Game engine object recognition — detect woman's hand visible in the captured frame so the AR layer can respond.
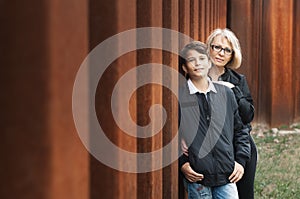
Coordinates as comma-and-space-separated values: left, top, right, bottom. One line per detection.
181, 162, 204, 182
214, 80, 235, 88
229, 161, 244, 183
181, 139, 189, 156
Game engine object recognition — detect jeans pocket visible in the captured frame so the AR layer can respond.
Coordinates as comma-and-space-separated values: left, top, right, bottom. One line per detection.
187, 183, 212, 199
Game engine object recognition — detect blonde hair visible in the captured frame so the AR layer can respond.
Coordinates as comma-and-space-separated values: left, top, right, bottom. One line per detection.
206, 28, 242, 69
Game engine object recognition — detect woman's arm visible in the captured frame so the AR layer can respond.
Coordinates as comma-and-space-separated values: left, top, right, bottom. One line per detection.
232, 76, 254, 124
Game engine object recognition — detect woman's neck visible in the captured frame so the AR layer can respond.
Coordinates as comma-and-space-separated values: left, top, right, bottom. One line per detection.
209, 65, 225, 81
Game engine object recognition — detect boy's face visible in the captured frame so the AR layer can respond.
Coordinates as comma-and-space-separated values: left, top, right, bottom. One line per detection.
182, 49, 211, 79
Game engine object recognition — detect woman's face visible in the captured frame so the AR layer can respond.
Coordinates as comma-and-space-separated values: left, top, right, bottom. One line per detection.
209, 35, 233, 68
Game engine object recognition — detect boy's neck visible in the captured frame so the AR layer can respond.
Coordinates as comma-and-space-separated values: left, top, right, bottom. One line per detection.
190, 77, 209, 92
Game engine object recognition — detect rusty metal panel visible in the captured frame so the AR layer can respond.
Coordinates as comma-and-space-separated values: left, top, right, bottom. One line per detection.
179, 0, 191, 40
227, 0, 262, 124
293, 0, 300, 123
228, 0, 297, 127
162, 1, 180, 199
190, 0, 199, 40
90, 0, 138, 199
262, 0, 294, 126
1, 0, 90, 199
136, 0, 163, 198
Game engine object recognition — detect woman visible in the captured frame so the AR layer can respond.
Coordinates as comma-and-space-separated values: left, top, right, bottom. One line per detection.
206, 28, 257, 199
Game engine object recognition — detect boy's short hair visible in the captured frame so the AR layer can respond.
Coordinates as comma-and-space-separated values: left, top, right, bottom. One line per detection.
179, 41, 209, 67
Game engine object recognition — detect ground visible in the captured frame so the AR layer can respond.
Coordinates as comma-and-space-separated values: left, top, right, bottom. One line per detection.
252, 123, 300, 198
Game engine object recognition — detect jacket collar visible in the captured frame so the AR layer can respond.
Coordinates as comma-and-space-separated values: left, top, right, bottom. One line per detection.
220, 67, 240, 85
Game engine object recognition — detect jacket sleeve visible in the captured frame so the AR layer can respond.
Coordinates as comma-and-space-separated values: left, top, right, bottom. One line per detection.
178, 154, 189, 170
231, 91, 251, 168
178, 102, 189, 170
232, 75, 255, 124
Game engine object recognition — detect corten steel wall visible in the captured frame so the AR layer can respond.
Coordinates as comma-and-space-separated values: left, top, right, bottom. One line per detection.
0, 0, 89, 199
294, 0, 300, 122
89, 1, 227, 199
5, 0, 300, 199
0, 0, 227, 198
228, 0, 300, 127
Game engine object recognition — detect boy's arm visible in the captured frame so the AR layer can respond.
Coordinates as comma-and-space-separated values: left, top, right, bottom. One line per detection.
178, 153, 189, 169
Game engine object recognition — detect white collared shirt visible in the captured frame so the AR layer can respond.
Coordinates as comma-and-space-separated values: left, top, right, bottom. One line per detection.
187, 78, 217, 97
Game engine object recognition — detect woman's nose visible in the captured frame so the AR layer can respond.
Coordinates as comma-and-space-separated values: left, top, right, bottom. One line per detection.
218, 49, 225, 55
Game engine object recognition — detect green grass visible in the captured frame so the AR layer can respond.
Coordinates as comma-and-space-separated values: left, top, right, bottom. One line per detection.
253, 131, 300, 198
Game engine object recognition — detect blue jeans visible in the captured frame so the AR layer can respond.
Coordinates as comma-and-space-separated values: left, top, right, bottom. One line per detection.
184, 179, 239, 199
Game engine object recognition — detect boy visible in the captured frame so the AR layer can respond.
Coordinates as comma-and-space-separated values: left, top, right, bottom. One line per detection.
178, 41, 250, 199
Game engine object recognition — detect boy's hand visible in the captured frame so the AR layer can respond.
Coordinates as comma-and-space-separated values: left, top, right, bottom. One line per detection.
181, 163, 204, 182
229, 161, 244, 183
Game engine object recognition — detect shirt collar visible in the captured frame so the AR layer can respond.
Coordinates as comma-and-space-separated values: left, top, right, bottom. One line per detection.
187, 78, 217, 95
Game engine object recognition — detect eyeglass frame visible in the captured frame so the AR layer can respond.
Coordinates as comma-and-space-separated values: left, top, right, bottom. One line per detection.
210, 45, 234, 55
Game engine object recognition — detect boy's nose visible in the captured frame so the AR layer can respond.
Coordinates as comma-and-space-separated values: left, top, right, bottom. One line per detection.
195, 58, 201, 65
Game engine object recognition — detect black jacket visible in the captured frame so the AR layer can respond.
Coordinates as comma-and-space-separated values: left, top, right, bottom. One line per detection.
219, 68, 255, 127
178, 82, 250, 187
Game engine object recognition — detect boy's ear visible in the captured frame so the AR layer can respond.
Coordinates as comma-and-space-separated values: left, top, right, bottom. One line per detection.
182, 64, 188, 73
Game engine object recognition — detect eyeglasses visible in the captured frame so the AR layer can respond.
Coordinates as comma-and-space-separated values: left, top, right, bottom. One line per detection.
211, 45, 233, 55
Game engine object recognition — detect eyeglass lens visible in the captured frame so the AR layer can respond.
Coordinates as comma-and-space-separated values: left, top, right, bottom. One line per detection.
211, 45, 233, 55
